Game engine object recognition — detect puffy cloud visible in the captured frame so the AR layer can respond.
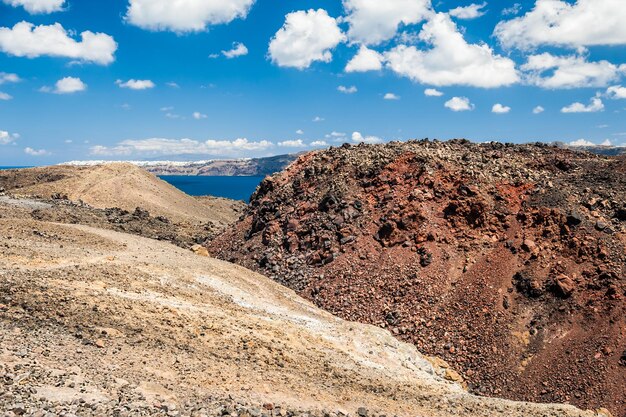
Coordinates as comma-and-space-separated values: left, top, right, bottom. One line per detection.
51, 76, 86, 94
343, 0, 432, 45
449, 2, 487, 19
561, 97, 604, 113
492, 103, 511, 113
310, 140, 329, 147
278, 139, 307, 148
0, 130, 19, 145
326, 131, 346, 139
221, 42, 248, 59
606, 85, 626, 99
533, 105, 545, 114
0, 21, 117, 65
2, 0, 64, 14
125, 0, 255, 32
351, 131, 383, 144
296, 129, 304, 135
444, 96, 474, 111
116, 79, 155, 90
90, 138, 273, 157
24, 147, 49, 156
345, 46, 383, 72
502, 3, 522, 16
569, 139, 596, 147
338, 85, 358, 94
521, 53, 624, 89
384, 13, 519, 88
0, 72, 20, 84
424, 88, 443, 96
0, 92, 12, 100
192, 112, 207, 120
269, 9, 345, 69
313, 116, 325, 122
384, 93, 400, 100
495, 0, 626, 49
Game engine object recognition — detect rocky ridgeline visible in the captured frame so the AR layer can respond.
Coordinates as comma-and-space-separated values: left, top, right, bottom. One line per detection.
211, 139, 626, 415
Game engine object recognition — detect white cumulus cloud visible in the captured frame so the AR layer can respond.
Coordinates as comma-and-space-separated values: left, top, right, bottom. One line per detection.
192, 112, 207, 120
424, 88, 443, 96
125, 0, 256, 32
384, 13, 519, 88
343, 0, 432, 45
495, 0, 626, 49
0, 130, 19, 145
445, 96, 474, 111
278, 139, 307, 148
449, 2, 487, 19
533, 105, 545, 114
569, 139, 596, 147
606, 85, 626, 99
0, 72, 20, 84
352, 131, 383, 144
492, 103, 511, 114
521, 53, 625, 89
502, 3, 522, 16
0, 92, 12, 100
90, 138, 273, 157
326, 131, 346, 139
2, 0, 64, 14
0, 21, 117, 65
384, 93, 400, 100
269, 9, 345, 69
338, 85, 358, 94
116, 79, 155, 90
311, 140, 329, 147
345, 46, 383, 72
221, 42, 248, 59
24, 147, 49, 156
561, 97, 604, 113
51, 76, 86, 94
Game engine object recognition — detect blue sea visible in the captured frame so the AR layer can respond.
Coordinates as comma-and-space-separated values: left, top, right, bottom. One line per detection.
159, 175, 264, 202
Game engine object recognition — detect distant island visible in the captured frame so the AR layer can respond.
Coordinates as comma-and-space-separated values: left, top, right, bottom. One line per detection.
63, 153, 300, 177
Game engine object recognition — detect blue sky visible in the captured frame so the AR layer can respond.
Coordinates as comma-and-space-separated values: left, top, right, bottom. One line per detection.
0, 0, 625, 165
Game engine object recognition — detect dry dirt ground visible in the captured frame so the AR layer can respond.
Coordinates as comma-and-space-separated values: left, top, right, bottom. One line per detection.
0, 187, 613, 416
0, 164, 245, 249
0, 163, 244, 227
210, 140, 626, 416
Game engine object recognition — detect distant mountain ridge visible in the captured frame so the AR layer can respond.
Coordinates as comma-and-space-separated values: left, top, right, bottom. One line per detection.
64, 153, 300, 176
555, 142, 626, 156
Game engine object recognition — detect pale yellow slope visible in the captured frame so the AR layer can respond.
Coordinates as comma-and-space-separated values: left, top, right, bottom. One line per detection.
15, 163, 234, 224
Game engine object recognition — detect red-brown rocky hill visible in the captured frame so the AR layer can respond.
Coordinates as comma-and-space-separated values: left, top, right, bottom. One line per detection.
210, 140, 626, 416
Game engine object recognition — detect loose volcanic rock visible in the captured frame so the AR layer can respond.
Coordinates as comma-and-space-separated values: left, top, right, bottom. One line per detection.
211, 139, 626, 416
1, 210, 606, 417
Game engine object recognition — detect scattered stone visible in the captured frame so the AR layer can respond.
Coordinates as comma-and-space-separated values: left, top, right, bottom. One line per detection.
191, 244, 210, 257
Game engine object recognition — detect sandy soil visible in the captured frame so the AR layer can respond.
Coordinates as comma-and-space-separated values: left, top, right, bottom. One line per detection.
0, 163, 244, 226
0, 200, 611, 417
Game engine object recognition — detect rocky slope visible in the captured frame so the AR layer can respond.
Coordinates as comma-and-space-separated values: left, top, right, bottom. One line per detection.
210, 140, 626, 415
0, 164, 245, 247
0, 163, 244, 225
0, 196, 609, 417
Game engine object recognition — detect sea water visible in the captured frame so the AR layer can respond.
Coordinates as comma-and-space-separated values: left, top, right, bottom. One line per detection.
158, 175, 264, 202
